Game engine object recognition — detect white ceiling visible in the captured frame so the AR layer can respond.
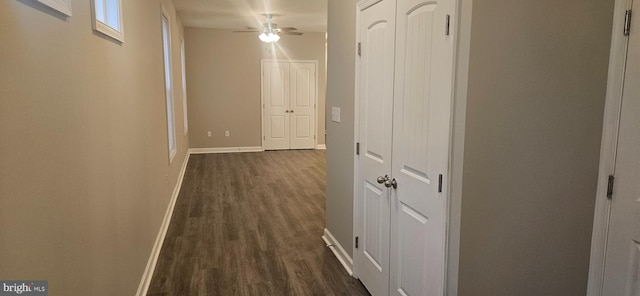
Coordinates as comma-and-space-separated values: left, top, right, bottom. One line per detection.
173, 0, 328, 33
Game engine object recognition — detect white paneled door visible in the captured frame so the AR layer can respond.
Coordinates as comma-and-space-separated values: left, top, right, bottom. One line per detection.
390, 0, 453, 294
262, 60, 317, 150
355, 0, 396, 295
602, 1, 640, 294
355, 0, 454, 294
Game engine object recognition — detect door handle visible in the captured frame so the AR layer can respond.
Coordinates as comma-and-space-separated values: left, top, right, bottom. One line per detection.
389, 178, 397, 189
377, 175, 389, 184
376, 175, 397, 189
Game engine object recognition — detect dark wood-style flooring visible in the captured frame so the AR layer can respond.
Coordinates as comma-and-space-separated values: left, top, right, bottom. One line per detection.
147, 150, 370, 296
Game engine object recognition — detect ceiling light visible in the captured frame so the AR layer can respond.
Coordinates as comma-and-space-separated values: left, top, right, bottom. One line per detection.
259, 32, 280, 43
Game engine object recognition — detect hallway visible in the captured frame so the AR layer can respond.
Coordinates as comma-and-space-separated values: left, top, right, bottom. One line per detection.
147, 150, 369, 295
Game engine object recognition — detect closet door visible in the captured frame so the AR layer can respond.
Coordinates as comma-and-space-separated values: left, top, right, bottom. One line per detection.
263, 61, 290, 150
289, 62, 316, 149
355, 0, 396, 295
389, 0, 454, 295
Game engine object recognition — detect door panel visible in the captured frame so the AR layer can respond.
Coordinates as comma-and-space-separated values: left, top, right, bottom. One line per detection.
356, 0, 396, 295
390, 0, 453, 295
263, 62, 290, 150
397, 202, 430, 296
602, 1, 640, 294
364, 182, 386, 271
290, 62, 316, 149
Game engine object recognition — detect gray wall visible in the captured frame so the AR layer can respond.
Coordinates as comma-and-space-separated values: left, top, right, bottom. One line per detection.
0, 0, 188, 294
457, 0, 614, 294
185, 28, 327, 149
325, 0, 358, 257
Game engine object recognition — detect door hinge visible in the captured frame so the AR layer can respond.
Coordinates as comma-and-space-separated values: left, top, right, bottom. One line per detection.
357, 42, 362, 57
314, 135, 316, 139
263, 135, 266, 140
607, 175, 615, 199
445, 14, 451, 36
438, 174, 443, 193
624, 9, 632, 36
356, 142, 360, 155
355, 236, 359, 249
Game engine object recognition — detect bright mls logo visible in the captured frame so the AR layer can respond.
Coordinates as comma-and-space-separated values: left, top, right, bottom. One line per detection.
0, 281, 47, 296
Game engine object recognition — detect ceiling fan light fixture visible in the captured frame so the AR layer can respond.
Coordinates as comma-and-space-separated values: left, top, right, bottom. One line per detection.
259, 32, 280, 43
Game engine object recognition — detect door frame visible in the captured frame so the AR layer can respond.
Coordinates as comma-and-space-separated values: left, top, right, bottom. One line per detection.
260, 59, 319, 150
352, 0, 465, 294
587, 0, 633, 294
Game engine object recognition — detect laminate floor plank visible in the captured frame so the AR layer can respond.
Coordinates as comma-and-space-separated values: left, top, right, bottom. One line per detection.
147, 150, 370, 296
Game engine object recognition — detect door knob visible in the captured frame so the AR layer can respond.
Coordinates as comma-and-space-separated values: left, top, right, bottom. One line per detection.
377, 175, 389, 184
285, 110, 290, 113
290, 110, 294, 113
389, 178, 398, 189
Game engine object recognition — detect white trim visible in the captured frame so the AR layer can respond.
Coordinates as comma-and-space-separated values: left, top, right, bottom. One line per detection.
316, 144, 327, 150
446, 0, 472, 294
587, 0, 631, 294
352, 2, 363, 279
188, 146, 264, 154
322, 228, 354, 276
136, 152, 190, 296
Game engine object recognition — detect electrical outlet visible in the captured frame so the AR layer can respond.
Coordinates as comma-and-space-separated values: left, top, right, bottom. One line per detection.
225, 131, 230, 137
207, 131, 212, 137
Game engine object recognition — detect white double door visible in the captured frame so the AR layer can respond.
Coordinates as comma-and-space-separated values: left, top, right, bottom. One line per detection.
601, 0, 640, 294
262, 60, 317, 150
355, 0, 453, 295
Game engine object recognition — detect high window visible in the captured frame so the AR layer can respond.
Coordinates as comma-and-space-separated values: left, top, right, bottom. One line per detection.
181, 38, 189, 134
92, 0, 123, 42
162, 9, 176, 161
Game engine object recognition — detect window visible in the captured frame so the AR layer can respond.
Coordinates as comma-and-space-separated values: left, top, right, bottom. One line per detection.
180, 38, 189, 134
162, 9, 176, 161
92, 0, 124, 42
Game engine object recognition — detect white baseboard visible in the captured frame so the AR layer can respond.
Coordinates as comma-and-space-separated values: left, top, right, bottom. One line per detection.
136, 152, 190, 296
189, 146, 264, 154
316, 144, 327, 150
322, 228, 354, 276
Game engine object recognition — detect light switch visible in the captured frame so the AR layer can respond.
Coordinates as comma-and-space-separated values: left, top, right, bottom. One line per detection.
331, 107, 341, 123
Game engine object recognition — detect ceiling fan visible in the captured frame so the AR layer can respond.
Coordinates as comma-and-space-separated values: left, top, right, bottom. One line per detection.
233, 14, 303, 43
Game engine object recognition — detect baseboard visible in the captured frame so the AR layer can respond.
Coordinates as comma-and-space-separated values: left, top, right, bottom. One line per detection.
136, 152, 190, 296
316, 144, 327, 150
188, 146, 264, 154
322, 228, 354, 276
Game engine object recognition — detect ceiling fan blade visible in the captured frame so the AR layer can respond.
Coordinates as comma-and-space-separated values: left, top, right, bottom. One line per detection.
233, 30, 260, 33
278, 27, 298, 31
282, 31, 304, 36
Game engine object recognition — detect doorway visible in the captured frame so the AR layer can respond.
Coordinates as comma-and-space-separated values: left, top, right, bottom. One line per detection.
353, 0, 455, 294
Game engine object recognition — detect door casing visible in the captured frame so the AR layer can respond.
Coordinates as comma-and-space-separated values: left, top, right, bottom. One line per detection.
352, 0, 464, 294
587, 0, 635, 294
